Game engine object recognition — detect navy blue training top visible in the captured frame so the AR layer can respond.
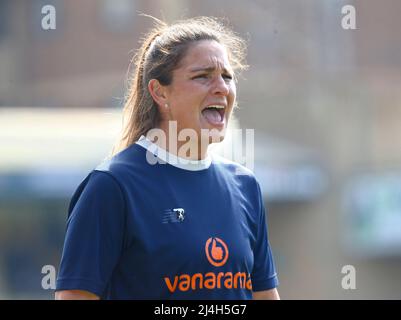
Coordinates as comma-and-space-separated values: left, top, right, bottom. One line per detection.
56, 137, 279, 299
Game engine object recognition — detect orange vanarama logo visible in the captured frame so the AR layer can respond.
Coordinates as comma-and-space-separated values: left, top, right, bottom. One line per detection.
163, 236, 252, 293
205, 237, 229, 267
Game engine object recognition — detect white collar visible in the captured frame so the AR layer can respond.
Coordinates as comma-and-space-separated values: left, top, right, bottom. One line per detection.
135, 135, 212, 171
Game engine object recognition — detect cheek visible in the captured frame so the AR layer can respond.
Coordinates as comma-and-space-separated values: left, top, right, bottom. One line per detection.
170, 89, 203, 124
229, 85, 237, 105
168, 80, 210, 127
176, 85, 205, 113
173, 81, 204, 104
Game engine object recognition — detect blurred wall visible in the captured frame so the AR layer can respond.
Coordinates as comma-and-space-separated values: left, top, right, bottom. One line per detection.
1, 0, 401, 299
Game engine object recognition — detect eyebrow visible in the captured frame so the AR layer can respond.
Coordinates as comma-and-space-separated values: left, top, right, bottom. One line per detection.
189, 66, 233, 75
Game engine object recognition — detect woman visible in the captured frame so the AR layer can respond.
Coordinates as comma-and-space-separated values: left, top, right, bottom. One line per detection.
55, 16, 279, 300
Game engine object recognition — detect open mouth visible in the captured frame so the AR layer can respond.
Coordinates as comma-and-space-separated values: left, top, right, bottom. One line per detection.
201, 105, 226, 125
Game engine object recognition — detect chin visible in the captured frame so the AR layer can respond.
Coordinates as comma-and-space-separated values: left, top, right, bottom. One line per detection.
206, 126, 226, 144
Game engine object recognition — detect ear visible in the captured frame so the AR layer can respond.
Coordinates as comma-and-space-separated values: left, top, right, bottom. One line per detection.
148, 79, 169, 111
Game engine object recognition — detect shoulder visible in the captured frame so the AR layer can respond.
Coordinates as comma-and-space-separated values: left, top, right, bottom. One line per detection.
85, 170, 123, 194
68, 170, 126, 219
212, 153, 258, 181
96, 143, 142, 172
211, 153, 262, 194
94, 143, 151, 181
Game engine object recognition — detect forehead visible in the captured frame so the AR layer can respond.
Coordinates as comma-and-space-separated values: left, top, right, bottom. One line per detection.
178, 40, 233, 72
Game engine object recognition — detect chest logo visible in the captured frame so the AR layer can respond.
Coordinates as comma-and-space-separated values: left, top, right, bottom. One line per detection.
205, 237, 229, 267
162, 208, 185, 224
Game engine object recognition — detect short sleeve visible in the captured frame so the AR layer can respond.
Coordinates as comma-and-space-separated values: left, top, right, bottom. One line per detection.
251, 180, 279, 292
56, 170, 126, 297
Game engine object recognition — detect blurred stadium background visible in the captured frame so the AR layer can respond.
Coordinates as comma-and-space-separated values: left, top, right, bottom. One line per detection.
1, 0, 401, 299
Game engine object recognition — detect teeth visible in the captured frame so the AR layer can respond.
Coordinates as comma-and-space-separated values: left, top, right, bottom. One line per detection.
207, 105, 225, 109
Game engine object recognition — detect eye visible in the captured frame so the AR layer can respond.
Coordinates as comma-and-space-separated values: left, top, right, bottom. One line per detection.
192, 74, 209, 80
222, 74, 233, 81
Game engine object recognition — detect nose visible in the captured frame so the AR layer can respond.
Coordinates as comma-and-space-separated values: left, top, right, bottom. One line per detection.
211, 75, 230, 96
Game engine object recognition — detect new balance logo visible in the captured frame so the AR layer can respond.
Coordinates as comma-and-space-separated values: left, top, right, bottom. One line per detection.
162, 208, 185, 224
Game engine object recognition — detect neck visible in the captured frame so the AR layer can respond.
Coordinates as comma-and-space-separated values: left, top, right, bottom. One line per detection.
150, 123, 210, 161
